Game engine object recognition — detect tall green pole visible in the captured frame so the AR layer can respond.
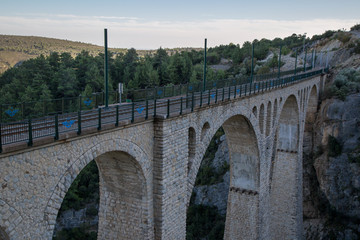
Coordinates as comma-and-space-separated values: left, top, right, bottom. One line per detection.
278, 45, 282, 79
104, 29, 109, 108
303, 48, 307, 72
203, 38, 207, 92
250, 42, 254, 84
294, 49, 298, 75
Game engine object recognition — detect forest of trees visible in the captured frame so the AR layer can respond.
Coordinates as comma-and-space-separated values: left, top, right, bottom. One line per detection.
0, 31, 316, 108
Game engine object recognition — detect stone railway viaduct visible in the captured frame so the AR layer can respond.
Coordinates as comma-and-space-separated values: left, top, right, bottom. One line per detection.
0, 73, 324, 239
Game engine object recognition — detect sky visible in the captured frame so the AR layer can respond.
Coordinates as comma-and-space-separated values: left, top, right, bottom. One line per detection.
1, 0, 360, 49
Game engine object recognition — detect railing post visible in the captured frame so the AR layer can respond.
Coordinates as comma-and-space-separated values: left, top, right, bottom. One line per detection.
180, 97, 183, 115
131, 102, 135, 123
153, 99, 157, 117
222, 87, 225, 101
245, 84, 247, 96
208, 89, 210, 105
215, 88, 218, 103
54, 114, 59, 140
228, 86, 231, 100
145, 100, 148, 120
200, 91, 203, 107
234, 85, 237, 98
167, 99, 170, 117
115, 105, 119, 126
249, 83, 251, 95
97, 108, 101, 130
77, 111, 81, 135
0, 123, 2, 153
191, 93, 194, 112
28, 118, 33, 147
240, 85, 242, 97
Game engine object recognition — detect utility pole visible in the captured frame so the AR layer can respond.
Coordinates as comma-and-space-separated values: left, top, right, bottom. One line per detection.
250, 42, 254, 84
104, 29, 109, 108
203, 38, 207, 92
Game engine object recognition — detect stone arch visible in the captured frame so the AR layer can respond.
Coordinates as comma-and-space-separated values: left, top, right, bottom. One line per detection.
201, 122, 210, 141
44, 138, 153, 240
252, 106, 257, 118
270, 94, 301, 239
265, 101, 272, 136
303, 85, 318, 152
188, 127, 196, 174
187, 105, 261, 240
0, 199, 23, 239
259, 104, 265, 134
272, 99, 278, 127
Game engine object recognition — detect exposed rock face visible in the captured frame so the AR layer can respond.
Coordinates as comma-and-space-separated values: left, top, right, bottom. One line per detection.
53, 204, 98, 235
303, 93, 360, 239
192, 135, 230, 215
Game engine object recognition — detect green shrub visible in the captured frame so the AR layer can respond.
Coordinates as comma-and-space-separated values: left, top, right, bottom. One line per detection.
350, 24, 360, 31
186, 205, 225, 240
328, 135, 342, 157
334, 32, 351, 44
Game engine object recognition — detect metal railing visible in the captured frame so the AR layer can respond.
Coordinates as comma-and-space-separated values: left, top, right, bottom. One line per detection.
0, 68, 328, 153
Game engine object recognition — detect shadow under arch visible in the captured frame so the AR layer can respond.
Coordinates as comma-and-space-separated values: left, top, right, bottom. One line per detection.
270, 94, 302, 239
45, 138, 153, 240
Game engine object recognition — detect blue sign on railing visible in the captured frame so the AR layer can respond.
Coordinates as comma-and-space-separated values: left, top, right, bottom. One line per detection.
62, 119, 75, 128
157, 90, 163, 96
5, 107, 19, 117
84, 99, 92, 106
137, 107, 144, 114
211, 93, 215, 99
236, 89, 240, 94
189, 86, 193, 91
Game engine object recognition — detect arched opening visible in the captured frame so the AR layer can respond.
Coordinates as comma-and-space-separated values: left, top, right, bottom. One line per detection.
252, 106, 257, 118
259, 104, 265, 134
270, 95, 300, 239
0, 227, 10, 240
53, 151, 149, 239
201, 122, 210, 141
187, 114, 260, 240
304, 86, 318, 152
303, 85, 320, 222
188, 127, 196, 174
53, 160, 99, 239
266, 101, 272, 136
187, 127, 229, 239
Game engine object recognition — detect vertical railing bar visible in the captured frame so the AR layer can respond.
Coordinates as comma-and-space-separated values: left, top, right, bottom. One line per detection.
28, 118, 33, 146
180, 97, 183, 115
131, 102, 135, 123
115, 105, 119, 126
77, 111, 81, 135
98, 108, 101, 130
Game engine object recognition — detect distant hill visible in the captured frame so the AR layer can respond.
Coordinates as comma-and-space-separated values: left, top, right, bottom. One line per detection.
0, 35, 202, 74
0, 35, 129, 74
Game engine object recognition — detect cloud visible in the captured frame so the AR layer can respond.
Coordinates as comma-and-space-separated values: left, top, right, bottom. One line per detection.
0, 14, 359, 49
